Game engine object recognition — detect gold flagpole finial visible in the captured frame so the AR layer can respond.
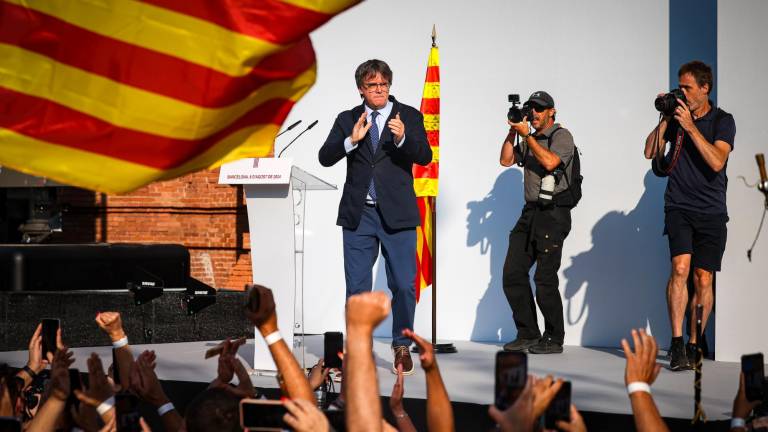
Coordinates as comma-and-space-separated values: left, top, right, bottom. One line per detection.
431, 24, 437, 47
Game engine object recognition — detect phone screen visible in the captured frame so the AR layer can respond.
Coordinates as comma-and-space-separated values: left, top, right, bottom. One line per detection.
0, 416, 22, 432
545, 381, 572, 428
41, 318, 60, 357
240, 399, 288, 431
495, 351, 527, 410
115, 392, 141, 432
742, 353, 765, 402
324, 332, 343, 369
68, 369, 82, 409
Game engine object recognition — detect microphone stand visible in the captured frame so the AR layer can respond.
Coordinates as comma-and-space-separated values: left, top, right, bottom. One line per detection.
278, 120, 319, 158
747, 153, 768, 261
275, 120, 302, 139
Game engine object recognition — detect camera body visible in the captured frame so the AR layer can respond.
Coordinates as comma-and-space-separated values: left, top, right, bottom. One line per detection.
655, 88, 687, 117
508, 94, 533, 123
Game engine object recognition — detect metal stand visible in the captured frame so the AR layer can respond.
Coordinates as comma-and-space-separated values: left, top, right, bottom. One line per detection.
413, 196, 456, 354
692, 304, 707, 426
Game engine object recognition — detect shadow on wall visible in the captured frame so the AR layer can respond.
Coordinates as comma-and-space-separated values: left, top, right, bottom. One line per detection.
563, 170, 673, 348
466, 169, 524, 342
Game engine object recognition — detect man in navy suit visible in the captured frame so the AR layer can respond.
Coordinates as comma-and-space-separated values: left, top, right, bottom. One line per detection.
319, 59, 432, 375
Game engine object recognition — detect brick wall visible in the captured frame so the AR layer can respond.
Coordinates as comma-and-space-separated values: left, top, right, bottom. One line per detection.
54, 169, 252, 290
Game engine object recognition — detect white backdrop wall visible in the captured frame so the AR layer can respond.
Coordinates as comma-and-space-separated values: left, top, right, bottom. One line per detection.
266, 0, 766, 358
716, 0, 768, 362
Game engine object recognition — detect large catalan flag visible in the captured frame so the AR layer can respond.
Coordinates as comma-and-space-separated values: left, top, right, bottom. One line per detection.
0, 0, 358, 194
413, 37, 440, 302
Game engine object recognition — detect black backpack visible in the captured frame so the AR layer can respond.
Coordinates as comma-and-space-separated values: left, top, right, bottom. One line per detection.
548, 127, 583, 208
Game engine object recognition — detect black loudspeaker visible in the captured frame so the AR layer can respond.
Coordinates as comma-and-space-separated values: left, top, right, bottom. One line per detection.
0, 243, 189, 291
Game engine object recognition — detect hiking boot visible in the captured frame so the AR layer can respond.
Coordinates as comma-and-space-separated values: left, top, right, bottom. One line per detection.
668, 338, 690, 371
503, 337, 540, 352
528, 337, 563, 354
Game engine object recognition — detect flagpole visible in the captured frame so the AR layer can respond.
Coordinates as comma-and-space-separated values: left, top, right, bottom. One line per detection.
431, 195, 437, 345
428, 26, 454, 354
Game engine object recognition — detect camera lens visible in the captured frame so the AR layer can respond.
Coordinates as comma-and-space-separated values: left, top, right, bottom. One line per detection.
508, 107, 523, 123
654, 89, 687, 117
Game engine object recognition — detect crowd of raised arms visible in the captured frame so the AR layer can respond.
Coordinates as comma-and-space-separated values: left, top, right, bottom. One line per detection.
0, 285, 763, 431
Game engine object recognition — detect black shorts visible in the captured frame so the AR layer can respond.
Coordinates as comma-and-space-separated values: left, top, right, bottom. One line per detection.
664, 209, 728, 272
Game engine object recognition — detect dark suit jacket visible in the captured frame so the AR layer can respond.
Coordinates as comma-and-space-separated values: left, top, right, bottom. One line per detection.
319, 96, 432, 230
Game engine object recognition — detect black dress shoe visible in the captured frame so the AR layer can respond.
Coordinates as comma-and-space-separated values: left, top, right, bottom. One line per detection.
503, 337, 540, 352
528, 337, 563, 354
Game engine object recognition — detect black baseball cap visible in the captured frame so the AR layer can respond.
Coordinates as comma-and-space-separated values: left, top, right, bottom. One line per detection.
527, 91, 555, 108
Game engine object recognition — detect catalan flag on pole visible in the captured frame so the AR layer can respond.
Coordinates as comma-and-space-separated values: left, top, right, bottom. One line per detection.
0, 0, 358, 194
413, 31, 440, 302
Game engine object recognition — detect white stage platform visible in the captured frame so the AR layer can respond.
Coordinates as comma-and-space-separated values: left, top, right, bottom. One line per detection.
0, 336, 742, 421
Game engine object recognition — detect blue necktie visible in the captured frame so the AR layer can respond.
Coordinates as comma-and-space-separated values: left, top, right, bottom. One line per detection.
368, 111, 380, 201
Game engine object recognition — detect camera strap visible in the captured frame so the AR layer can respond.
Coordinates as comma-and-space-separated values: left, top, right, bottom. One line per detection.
654, 107, 724, 176
661, 128, 686, 175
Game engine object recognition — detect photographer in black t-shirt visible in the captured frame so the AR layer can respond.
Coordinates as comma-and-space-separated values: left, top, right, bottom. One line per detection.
643, 61, 736, 371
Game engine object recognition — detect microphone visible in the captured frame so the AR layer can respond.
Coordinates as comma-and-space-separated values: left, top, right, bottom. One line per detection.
278, 120, 319, 158
275, 120, 302, 139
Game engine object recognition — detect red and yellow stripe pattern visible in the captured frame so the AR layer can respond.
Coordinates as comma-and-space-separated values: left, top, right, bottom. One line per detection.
0, 0, 358, 194
413, 45, 440, 197
414, 45, 439, 301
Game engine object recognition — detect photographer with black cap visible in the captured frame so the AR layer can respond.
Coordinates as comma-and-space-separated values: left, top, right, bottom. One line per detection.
499, 91, 578, 355
643, 60, 735, 371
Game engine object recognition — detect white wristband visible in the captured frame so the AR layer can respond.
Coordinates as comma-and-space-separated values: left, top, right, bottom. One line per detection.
112, 336, 129, 349
97, 396, 115, 416
731, 417, 746, 429
264, 331, 282, 346
157, 402, 175, 416
627, 382, 652, 395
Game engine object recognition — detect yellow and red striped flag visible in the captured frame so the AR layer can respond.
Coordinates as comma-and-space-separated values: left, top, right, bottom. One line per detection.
0, 0, 358, 194
413, 39, 440, 302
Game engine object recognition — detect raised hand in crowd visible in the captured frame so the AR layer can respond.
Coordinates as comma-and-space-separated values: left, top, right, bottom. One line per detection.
70, 400, 101, 432
231, 353, 256, 399
531, 375, 564, 420
210, 338, 245, 388
244, 284, 313, 402
403, 328, 454, 432
389, 364, 417, 432
131, 349, 183, 432
488, 375, 536, 432
17, 324, 46, 391
75, 353, 116, 424
621, 328, 669, 432
26, 347, 74, 432
346, 291, 391, 432
556, 405, 588, 432
283, 398, 330, 432
95, 312, 126, 342
96, 312, 134, 389
731, 373, 761, 431
308, 358, 331, 391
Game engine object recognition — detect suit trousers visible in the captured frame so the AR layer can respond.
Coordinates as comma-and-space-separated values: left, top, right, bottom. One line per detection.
502, 204, 571, 344
343, 205, 417, 347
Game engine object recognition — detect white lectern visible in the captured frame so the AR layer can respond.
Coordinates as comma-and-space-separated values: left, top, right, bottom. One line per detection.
218, 158, 336, 372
